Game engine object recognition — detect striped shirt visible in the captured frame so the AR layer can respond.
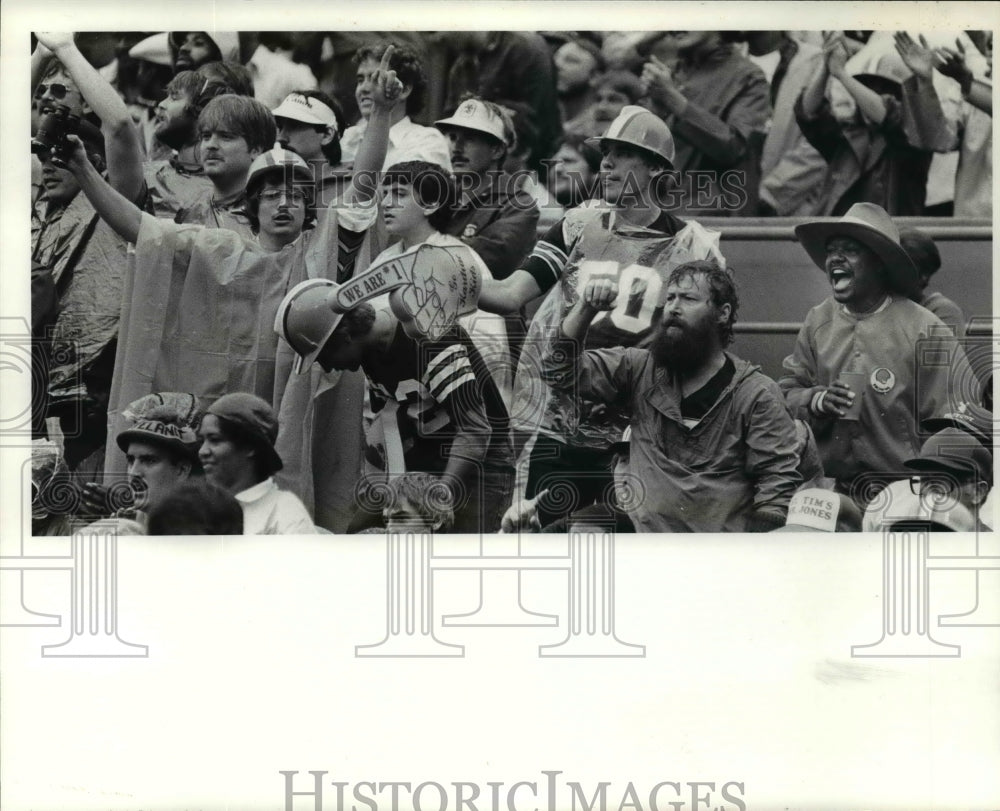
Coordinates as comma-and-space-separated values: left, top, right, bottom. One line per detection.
363, 323, 513, 474
521, 207, 686, 294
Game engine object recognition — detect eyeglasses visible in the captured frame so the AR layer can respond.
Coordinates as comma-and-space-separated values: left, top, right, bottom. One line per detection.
258, 189, 307, 204
34, 82, 71, 101
908, 474, 976, 513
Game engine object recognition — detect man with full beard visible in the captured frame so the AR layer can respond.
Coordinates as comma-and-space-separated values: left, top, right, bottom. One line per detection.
543, 259, 801, 532
479, 105, 724, 530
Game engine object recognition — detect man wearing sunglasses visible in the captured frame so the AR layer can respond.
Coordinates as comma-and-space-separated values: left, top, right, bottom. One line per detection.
31, 39, 134, 474
31, 36, 101, 205
34, 32, 261, 233
30, 111, 130, 474
31, 39, 95, 125
59, 47, 404, 531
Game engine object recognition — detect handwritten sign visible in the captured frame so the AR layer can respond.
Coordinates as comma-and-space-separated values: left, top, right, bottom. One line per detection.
335, 244, 482, 340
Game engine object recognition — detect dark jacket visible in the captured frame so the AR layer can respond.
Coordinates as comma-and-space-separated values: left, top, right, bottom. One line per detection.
794, 92, 933, 216
662, 44, 772, 216
443, 171, 539, 280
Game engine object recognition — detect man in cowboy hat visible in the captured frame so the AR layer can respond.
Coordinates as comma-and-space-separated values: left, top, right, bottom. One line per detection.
780, 202, 974, 500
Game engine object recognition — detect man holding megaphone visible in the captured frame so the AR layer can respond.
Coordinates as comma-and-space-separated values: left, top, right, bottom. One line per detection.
275, 239, 514, 534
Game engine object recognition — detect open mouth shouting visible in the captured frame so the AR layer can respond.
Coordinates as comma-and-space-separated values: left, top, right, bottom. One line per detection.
828, 264, 854, 296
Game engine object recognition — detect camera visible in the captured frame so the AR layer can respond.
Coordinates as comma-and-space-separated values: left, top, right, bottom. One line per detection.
31, 103, 81, 165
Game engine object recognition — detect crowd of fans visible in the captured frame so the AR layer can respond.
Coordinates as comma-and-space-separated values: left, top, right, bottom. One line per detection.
28, 29, 993, 536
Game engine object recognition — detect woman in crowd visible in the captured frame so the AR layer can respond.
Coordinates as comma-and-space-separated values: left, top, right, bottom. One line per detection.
198, 393, 315, 534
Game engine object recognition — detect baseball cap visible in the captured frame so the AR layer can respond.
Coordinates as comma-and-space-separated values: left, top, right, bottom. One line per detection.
435, 98, 508, 144
904, 427, 993, 486
921, 401, 993, 449
272, 92, 339, 130
206, 392, 283, 474
773, 487, 863, 532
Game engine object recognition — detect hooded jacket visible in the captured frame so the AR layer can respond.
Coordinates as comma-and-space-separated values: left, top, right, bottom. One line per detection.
544, 344, 801, 532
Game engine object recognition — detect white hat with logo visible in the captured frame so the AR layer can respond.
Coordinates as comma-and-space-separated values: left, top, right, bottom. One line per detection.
435, 98, 507, 144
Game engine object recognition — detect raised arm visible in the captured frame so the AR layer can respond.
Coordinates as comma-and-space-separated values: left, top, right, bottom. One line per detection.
822, 34, 887, 126
476, 215, 572, 314
642, 54, 770, 167
35, 32, 145, 203
542, 278, 635, 404
562, 278, 617, 341
63, 134, 142, 244
895, 32, 960, 152
478, 269, 543, 314
347, 44, 404, 206
31, 39, 55, 92
800, 32, 847, 118
934, 39, 993, 115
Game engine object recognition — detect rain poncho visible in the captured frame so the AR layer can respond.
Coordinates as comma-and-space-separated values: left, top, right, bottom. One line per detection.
513, 206, 724, 451
104, 201, 380, 532
31, 191, 129, 410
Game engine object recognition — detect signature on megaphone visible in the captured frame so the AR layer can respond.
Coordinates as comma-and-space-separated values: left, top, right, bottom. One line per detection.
333, 244, 482, 340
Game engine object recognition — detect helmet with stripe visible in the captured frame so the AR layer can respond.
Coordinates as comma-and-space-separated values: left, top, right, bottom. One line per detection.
274, 279, 345, 375
247, 144, 313, 190
586, 105, 675, 169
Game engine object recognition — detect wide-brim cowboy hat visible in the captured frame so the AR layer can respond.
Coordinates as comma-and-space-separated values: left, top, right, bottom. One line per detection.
794, 202, 919, 297
850, 49, 910, 99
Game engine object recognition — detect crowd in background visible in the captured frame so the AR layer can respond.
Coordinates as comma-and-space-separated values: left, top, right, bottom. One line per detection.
28, 29, 994, 536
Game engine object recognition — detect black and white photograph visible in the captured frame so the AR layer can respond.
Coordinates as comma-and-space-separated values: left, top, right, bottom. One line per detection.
1, 1, 997, 809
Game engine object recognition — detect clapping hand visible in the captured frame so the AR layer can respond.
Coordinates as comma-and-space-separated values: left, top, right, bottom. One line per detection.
35, 32, 75, 54
822, 31, 851, 78
640, 54, 676, 100
933, 38, 974, 91
893, 32, 936, 80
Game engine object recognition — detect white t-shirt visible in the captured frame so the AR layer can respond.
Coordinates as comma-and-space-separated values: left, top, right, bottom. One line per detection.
339, 116, 452, 172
